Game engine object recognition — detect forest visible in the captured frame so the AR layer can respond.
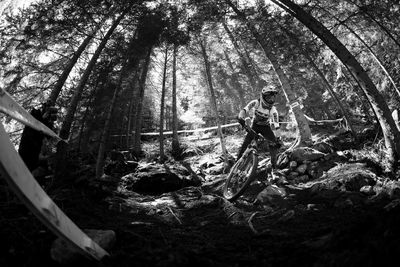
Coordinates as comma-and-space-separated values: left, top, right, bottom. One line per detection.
1, 0, 400, 266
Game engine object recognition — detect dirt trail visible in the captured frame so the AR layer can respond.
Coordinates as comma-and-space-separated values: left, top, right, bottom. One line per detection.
2, 132, 400, 266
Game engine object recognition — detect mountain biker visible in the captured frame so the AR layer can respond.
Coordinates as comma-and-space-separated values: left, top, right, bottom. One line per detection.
237, 85, 281, 177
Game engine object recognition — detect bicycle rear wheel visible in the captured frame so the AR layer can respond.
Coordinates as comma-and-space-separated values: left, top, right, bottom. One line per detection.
223, 150, 258, 201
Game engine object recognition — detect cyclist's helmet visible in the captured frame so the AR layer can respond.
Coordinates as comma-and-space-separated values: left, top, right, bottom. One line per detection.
261, 86, 278, 104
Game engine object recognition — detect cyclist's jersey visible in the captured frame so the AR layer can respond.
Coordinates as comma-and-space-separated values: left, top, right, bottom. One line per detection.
243, 99, 278, 127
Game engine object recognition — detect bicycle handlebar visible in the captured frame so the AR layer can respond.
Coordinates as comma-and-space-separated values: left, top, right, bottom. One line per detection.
237, 118, 265, 141
237, 118, 283, 148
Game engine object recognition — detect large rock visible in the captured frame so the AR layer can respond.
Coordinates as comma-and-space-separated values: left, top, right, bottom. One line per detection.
119, 163, 200, 195
51, 229, 115, 264
290, 147, 326, 163
255, 185, 287, 206
310, 163, 377, 192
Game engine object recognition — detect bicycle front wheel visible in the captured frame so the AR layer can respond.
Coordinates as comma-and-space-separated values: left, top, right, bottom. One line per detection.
223, 150, 258, 201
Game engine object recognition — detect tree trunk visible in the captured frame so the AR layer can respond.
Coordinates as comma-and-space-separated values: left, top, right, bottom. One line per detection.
171, 43, 181, 157
223, 50, 246, 107
226, 0, 312, 146
77, 74, 104, 152
79, 80, 110, 155
132, 46, 153, 157
280, 25, 357, 136
266, 51, 312, 146
222, 22, 259, 92
77, 97, 94, 153
273, 16, 358, 135
95, 57, 129, 178
58, 13, 125, 141
47, 24, 102, 105
240, 40, 262, 77
199, 39, 229, 164
95, 77, 121, 179
316, 4, 400, 99
343, 0, 400, 49
125, 70, 140, 149
340, 69, 373, 123
159, 45, 169, 162
271, 0, 400, 167
55, 13, 125, 179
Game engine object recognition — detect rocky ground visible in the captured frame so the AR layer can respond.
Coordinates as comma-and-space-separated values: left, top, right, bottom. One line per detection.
1, 128, 400, 266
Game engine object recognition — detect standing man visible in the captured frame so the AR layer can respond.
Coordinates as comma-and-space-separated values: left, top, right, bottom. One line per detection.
18, 101, 57, 178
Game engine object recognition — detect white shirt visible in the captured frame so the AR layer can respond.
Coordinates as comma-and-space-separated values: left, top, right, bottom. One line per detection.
244, 99, 279, 128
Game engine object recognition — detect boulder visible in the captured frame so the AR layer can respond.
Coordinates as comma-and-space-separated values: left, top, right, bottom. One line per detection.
310, 163, 377, 192
119, 163, 200, 195
256, 185, 287, 206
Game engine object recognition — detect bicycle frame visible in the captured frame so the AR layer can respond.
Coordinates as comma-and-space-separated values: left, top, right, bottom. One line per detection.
239, 121, 275, 156
223, 121, 278, 201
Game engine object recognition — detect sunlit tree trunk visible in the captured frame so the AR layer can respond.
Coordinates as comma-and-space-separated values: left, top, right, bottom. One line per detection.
226, 0, 312, 147
271, 0, 400, 167
171, 43, 181, 157
159, 45, 169, 162
199, 39, 228, 165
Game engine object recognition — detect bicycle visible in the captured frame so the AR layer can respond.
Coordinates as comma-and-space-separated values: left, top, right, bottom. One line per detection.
223, 119, 282, 202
